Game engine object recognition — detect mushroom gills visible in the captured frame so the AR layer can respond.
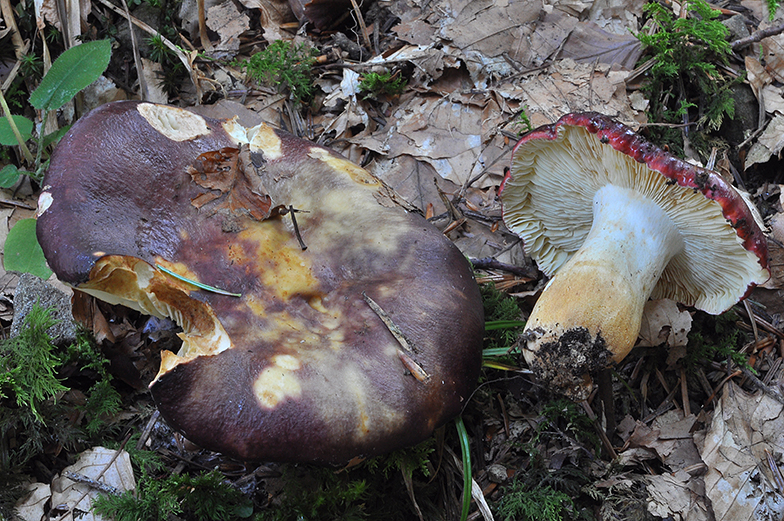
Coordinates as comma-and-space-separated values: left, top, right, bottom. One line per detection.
522, 184, 685, 400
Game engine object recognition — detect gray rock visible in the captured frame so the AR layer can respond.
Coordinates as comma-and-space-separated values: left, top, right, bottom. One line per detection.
722, 14, 750, 41
10, 273, 77, 346
487, 463, 508, 484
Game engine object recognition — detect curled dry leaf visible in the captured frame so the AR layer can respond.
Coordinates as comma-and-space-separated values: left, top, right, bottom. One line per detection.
187, 145, 274, 221
637, 299, 692, 348
49, 447, 136, 521
206, 0, 250, 52
695, 381, 784, 521
15, 483, 51, 521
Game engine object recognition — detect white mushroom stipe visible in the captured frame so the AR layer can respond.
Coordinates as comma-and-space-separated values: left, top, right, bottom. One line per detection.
523, 185, 685, 372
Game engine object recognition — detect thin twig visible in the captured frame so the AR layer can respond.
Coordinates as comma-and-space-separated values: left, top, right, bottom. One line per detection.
731, 21, 784, 50
766, 449, 784, 493
680, 367, 691, 416
136, 409, 161, 451
62, 471, 122, 496
362, 291, 429, 382
93, 0, 201, 98
469, 257, 538, 279
119, 0, 149, 101
362, 292, 419, 355
287, 206, 307, 250
580, 400, 618, 460
348, 0, 372, 51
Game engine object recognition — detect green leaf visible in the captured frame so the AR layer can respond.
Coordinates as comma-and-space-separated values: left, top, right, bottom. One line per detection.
42, 125, 71, 149
0, 115, 33, 146
3, 218, 52, 279
29, 40, 112, 111
0, 164, 21, 188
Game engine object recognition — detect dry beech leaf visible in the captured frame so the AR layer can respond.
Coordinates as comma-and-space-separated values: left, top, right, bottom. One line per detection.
526, 11, 579, 68
187, 146, 273, 221
746, 115, 784, 169
761, 24, 784, 84
762, 213, 784, 292
646, 470, 712, 521
494, 59, 643, 126
559, 21, 643, 69
50, 447, 136, 521
391, 0, 543, 87
206, 0, 250, 52
15, 482, 51, 521
637, 299, 692, 348
695, 381, 784, 521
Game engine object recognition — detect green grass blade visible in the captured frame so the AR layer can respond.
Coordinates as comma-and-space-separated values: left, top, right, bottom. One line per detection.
155, 264, 242, 297
456, 416, 472, 521
485, 319, 526, 330
29, 40, 112, 111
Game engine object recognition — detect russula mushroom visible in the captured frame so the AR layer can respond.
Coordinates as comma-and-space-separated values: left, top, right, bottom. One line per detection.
36, 100, 484, 463
501, 112, 769, 400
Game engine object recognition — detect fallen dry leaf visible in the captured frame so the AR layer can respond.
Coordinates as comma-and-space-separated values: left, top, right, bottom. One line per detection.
624, 411, 702, 470
646, 470, 711, 521
206, 0, 250, 52
761, 22, 784, 85
559, 21, 643, 69
15, 482, 51, 521
495, 59, 644, 126
351, 90, 510, 193
746, 115, 784, 169
585, 0, 645, 33
319, 68, 369, 139
637, 299, 692, 348
762, 212, 784, 290
695, 380, 784, 521
47, 447, 136, 521
139, 58, 170, 104
392, 0, 543, 87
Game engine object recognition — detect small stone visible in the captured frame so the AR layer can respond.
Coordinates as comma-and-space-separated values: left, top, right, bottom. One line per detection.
487, 463, 508, 484
10, 273, 77, 346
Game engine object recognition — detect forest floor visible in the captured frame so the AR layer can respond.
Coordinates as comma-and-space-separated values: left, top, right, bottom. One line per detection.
4, 0, 784, 519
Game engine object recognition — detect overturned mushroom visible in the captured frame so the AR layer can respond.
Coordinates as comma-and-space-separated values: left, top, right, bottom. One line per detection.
501, 112, 769, 400
37, 101, 484, 463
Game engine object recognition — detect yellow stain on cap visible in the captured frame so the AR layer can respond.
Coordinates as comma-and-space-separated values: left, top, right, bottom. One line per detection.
307, 147, 380, 187
220, 119, 282, 159
138, 103, 210, 142
254, 354, 302, 408
247, 122, 283, 160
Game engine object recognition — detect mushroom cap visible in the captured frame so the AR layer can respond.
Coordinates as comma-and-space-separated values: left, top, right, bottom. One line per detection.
501, 112, 770, 314
37, 100, 484, 464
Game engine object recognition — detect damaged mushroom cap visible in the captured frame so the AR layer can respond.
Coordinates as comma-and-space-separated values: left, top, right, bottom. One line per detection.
501, 112, 769, 400
37, 100, 484, 464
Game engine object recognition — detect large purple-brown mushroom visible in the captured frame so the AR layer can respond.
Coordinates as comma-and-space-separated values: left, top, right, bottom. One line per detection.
37, 100, 484, 464
501, 112, 769, 400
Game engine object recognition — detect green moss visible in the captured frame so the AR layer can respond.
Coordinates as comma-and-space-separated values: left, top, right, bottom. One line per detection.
358, 71, 407, 99
0, 303, 69, 422
259, 439, 439, 520
235, 40, 318, 104
0, 304, 122, 510
636, 0, 738, 153
685, 310, 750, 370
497, 483, 578, 521
481, 283, 525, 361
93, 469, 253, 521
